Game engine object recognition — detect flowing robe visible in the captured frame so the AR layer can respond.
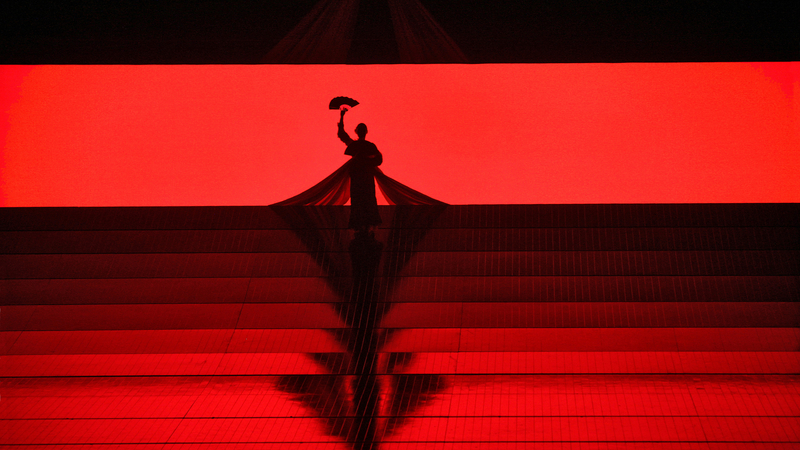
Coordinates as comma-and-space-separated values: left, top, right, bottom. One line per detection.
272, 126, 445, 209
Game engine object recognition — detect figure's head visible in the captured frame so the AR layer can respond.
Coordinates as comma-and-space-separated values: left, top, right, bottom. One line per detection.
355, 123, 368, 139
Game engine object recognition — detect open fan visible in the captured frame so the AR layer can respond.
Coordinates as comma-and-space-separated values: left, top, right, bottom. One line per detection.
329, 96, 359, 110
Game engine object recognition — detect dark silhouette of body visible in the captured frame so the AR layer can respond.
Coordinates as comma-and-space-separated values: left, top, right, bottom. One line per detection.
339, 109, 382, 231
272, 106, 444, 208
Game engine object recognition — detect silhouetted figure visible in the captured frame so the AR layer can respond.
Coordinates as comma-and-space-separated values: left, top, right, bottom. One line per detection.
339, 108, 382, 232
272, 105, 444, 208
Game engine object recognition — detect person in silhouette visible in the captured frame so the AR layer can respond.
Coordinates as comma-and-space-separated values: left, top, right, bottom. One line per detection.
339, 108, 383, 233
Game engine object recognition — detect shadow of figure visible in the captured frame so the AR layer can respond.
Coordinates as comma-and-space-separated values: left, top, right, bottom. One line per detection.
347, 231, 384, 449
347, 230, 449, 448
269, 205, 448, 449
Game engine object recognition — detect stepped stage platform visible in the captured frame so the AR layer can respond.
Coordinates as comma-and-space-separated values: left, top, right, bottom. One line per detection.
2, 204, 799, 449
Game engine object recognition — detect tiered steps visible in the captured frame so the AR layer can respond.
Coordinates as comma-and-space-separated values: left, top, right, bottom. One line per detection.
1, 204, 798, 448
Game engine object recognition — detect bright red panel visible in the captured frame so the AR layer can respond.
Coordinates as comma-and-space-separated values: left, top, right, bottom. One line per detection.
1, 63, 798, 206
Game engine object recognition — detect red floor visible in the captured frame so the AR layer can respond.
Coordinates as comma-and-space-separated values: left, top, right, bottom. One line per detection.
2, 204, 798, 448
3, 374, 800, 447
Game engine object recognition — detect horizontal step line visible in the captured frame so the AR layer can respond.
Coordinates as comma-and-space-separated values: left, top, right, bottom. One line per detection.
3, 415, 798, 420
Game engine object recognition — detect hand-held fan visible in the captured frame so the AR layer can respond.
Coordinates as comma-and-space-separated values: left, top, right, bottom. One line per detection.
329, 96, 359, 111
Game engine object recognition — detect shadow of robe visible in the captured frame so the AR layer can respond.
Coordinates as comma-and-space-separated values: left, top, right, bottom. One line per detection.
268, 203, 448, 449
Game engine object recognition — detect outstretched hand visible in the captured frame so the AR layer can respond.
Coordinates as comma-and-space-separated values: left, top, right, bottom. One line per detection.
340, 108, 347, 117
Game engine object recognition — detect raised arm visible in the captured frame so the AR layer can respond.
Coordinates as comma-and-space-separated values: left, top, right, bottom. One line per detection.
337, 109, 353, 145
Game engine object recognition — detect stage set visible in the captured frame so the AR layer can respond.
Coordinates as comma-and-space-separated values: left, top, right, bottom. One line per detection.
2, 1, 799, 448
2, 203, 799, 448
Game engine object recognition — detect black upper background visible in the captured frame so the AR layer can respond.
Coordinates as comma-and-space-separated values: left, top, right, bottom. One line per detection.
2, 0, 798, 63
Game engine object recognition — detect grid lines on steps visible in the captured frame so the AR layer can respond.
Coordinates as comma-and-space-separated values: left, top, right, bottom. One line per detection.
1, 204, 798, 447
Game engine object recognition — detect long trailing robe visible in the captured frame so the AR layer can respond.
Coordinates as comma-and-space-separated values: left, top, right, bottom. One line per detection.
273, 160, 445, 206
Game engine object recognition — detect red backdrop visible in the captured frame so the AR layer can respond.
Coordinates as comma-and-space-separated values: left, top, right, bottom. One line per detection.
1, 63, 797, 206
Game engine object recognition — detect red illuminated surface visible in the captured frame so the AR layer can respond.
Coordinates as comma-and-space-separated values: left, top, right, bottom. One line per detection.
1, 63, 798, 206
2, 64, 798, 448
3, 203, 800, 447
